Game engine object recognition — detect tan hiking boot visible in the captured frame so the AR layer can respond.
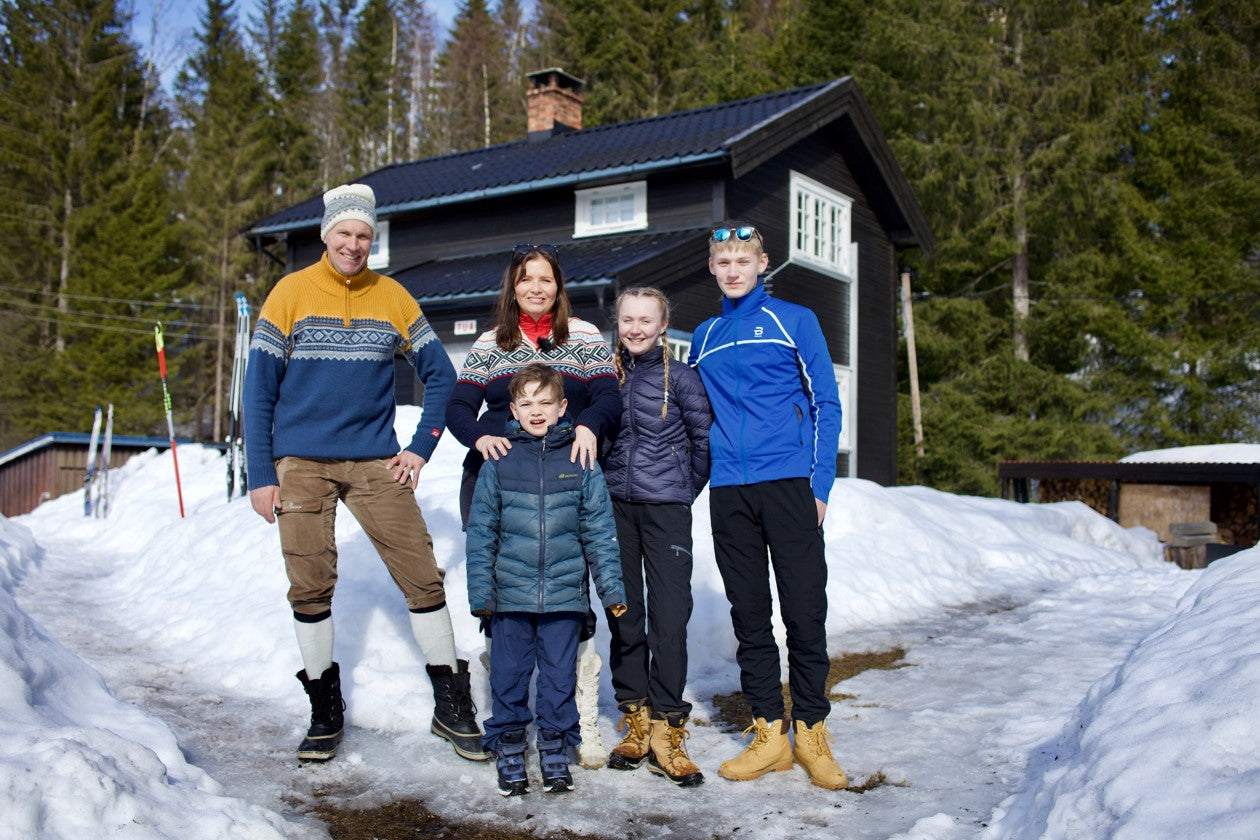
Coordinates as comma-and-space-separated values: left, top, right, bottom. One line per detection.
717, 717, 792, 781
647, 714, 704, 787
607, 699, 651, 770
793, 720, 848, 789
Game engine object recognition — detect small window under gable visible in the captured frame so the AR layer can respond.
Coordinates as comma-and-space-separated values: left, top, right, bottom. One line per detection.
790, 172, 852, 277
368, 220, 390, 270
574, 181, 647, 237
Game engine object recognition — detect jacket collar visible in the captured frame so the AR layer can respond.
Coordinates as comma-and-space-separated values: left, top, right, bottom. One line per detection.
506, 417, 576, 448
721, 281, 770, 315
619, 345, 664, 369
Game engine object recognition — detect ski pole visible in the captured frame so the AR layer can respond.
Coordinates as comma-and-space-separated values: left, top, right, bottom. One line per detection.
154, 323, 185, 518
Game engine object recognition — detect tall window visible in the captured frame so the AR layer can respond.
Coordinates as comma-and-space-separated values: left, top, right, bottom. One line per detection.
368, 220, 390, 270
574, 182, 647, 237
790, 172, 852, 277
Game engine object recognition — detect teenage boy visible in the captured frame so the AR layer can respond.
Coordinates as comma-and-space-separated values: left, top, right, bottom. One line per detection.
465, 364, 627, 796
687, 223, 848, 790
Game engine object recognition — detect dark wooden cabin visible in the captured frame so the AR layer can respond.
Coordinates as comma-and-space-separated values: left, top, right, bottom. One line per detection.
244, 70, 934, 486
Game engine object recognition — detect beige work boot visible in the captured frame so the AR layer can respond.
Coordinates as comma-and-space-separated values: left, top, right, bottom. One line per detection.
647, 713, 704, 787
574, 650, 606, 769
792, 720, 849, 789
607, 699, 651, 770
717, 717, 792, 781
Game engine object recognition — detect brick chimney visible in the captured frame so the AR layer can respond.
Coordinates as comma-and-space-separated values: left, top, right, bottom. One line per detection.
526, 68, 584, 140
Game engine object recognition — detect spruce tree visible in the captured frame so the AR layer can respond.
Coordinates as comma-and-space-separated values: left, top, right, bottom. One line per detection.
0, 0, 185, 448
176, 0, 271, 441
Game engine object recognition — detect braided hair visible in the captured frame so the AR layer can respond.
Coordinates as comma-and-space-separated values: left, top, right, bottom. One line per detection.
613, 287, 672, 419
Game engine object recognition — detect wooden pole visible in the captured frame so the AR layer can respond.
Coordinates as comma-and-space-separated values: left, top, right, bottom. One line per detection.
900, 270, 926, 468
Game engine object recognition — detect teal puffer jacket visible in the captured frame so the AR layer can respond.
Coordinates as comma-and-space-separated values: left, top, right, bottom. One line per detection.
465, 419, 624, 615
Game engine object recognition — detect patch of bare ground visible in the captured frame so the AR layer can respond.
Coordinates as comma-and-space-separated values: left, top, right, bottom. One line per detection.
310, 796, 602, 840
308, 651, 911, 834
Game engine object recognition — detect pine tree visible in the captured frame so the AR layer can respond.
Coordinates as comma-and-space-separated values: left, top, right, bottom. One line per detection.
437, 0, 517, 151
342, 0, 404, 172
176, 0, 271, 442
536, 0, 724, 124
0, 0, 185, 448
268, 0, 323, 205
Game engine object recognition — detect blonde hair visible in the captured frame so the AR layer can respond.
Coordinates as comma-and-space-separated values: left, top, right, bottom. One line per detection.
708, 221, 766, 259
613, 287, 672, 419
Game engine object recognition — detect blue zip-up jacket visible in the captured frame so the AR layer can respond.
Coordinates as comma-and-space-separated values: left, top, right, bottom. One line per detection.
687, 283, 842, 504
465, 418, 625, 615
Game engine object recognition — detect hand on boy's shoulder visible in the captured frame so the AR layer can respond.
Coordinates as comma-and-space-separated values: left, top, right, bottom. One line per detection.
608, 603, 627, 618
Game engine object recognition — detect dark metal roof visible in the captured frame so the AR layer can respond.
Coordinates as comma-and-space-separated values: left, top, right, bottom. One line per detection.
244, 77, 934, 254
999, 460, 1260, 484
394, 229, 706, 304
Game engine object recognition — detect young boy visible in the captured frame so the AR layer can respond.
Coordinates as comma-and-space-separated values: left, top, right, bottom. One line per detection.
687, 223, 848, 790
465, 364, 627, 796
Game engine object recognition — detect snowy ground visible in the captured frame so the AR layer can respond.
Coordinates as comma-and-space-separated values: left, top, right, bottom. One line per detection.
4, 413, 1259, 839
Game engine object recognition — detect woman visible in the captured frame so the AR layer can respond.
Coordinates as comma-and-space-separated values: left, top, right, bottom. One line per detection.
446, 243, 622, 769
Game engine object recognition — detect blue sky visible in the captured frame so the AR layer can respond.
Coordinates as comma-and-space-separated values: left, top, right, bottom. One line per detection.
130, 0, 465, 86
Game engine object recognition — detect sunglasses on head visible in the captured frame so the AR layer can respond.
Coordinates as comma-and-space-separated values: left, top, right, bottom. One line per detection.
712, 226, 756, 243
513, 243, 558, 258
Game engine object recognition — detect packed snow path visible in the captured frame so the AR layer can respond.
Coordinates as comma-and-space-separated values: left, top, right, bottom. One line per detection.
11, 442, 1192, 840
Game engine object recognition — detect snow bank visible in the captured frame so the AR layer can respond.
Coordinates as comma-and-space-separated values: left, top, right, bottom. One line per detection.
981, 548, 1260, 839
0, 515, 300, 839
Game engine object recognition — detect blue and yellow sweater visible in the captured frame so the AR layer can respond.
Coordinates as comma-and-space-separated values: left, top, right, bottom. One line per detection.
244, 253, 454, 489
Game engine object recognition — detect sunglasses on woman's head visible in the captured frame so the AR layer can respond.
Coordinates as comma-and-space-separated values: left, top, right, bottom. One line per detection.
513, 243, 558, 258
712, 226, 756, 243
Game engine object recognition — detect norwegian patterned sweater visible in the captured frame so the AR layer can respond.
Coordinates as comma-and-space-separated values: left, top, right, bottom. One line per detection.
244, 253, 454, 489
445, 317, 621, 474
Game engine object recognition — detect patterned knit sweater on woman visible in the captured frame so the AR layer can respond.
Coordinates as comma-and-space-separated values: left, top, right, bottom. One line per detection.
445, 316, 620, 474
244, 253, 454, 489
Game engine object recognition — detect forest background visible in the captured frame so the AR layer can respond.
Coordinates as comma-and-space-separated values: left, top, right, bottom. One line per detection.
0, 0, 1256, 495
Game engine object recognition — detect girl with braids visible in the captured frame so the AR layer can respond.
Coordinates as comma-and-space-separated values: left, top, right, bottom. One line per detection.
602, 287, 712, 786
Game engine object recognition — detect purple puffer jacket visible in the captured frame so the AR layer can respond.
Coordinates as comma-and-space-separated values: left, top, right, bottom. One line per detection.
604, 346, 712, 505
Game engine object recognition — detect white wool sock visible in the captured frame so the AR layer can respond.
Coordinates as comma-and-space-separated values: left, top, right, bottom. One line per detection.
578, 636, 598, 663
294, 616, 334, 679
409, 606, 457, 669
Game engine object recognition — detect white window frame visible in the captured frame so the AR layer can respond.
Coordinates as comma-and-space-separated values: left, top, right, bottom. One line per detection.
574, 181, 647, 238
368, 220, 390, 270
664, 329, 691, 362
790, 172, 853, 277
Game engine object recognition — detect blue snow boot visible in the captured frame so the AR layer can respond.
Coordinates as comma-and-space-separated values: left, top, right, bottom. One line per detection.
537, 731, 574, 793
495, 729, 529, 796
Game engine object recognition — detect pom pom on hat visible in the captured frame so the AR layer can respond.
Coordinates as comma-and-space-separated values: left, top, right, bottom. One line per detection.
321, 183, 377, 241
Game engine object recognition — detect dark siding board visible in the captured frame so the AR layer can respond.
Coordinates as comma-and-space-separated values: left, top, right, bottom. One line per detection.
854, 230, 898, 486
1, 443, 167, 517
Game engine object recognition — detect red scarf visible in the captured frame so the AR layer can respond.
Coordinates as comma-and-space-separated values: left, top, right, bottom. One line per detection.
519, 312, 553, 346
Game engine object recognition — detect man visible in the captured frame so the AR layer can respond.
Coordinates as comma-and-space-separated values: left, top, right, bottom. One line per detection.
245, 183, 485, 763
687, 223, 848, 789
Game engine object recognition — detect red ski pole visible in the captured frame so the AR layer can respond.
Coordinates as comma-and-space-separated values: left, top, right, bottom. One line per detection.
154, 323, 185, 518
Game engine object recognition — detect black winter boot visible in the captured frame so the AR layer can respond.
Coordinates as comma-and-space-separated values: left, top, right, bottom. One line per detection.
296, 662, 345, 761
537, 731, 574, 793
426, 659, 489, 761
495, 729, 530, 796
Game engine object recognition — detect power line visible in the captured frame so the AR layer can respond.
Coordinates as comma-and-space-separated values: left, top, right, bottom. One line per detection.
0, 283, 222, 312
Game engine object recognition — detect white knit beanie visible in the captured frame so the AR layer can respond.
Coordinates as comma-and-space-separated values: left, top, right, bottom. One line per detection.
320, 183, 378, 241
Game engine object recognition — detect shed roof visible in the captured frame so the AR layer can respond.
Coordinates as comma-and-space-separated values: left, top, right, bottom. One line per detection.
999, 460, 1260, 485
